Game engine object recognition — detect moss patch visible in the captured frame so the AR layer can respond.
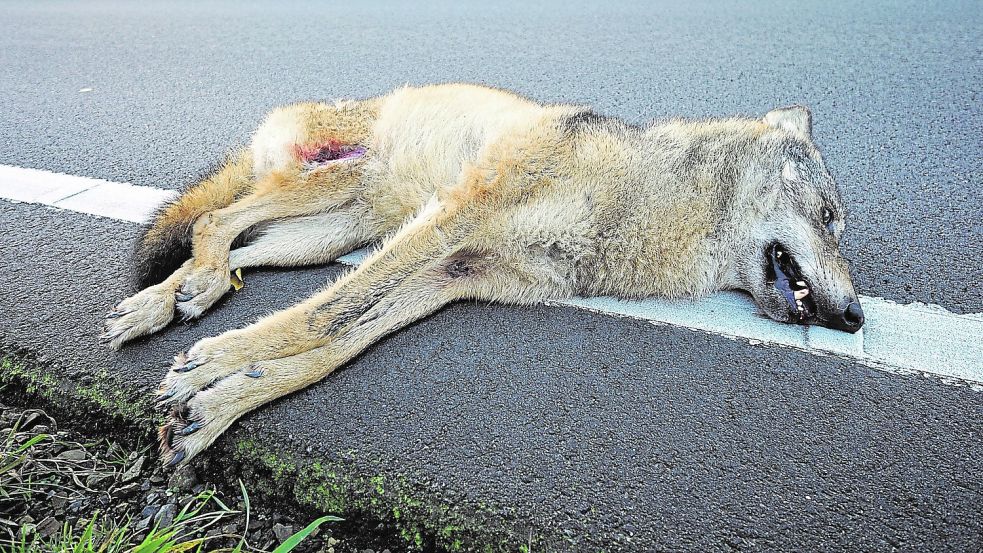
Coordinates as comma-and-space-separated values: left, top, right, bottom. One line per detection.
0, 351, 156, 440
229, 438, 554, 552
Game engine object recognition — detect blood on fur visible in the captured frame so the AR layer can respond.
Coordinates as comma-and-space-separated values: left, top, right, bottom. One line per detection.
293, 140, 366, 165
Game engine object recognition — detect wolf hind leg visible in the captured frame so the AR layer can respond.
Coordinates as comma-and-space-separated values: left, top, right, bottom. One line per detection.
228, 211, 374, 271
174, 163, 366, 319
101, 262, 196, 349
105, 163, 366, 348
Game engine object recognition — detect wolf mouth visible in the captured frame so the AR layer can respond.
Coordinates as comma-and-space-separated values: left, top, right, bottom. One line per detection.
766, 242, 815, 323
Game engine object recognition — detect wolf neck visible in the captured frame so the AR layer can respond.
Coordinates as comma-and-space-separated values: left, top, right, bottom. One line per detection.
587, 119, 764, 299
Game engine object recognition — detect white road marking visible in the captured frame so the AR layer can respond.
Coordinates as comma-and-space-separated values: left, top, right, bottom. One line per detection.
0, 165, 177, 223
2, 164, 982, 387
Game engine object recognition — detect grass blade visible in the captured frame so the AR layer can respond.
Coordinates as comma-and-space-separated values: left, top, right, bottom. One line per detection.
231, 479, 250, 553
271, 515, 344, 553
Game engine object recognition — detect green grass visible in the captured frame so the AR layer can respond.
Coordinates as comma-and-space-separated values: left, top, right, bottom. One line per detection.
0, 407, 341, 553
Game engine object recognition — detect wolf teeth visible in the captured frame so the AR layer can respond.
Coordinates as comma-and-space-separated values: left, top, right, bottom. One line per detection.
796, 281, 806, 287
794, 289, 809, 300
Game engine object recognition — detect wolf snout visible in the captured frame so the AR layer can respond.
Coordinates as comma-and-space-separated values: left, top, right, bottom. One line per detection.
825, 301, 864, 333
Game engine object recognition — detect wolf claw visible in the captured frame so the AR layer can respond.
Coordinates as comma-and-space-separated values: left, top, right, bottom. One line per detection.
174, 359, 202, 373
166, 450, 186, 467
156, 389, 177, 405
98, 330, 122, 343
177, 421, 203, 436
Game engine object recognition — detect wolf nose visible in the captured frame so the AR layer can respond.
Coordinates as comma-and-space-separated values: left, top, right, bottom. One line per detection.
839, 301, 865, 332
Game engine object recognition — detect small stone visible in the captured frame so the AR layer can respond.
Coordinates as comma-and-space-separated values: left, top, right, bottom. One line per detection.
140, 504, 160, 519
149, 471, 166, 484
56, 448, 87, 461
18, 515, 35, 526
146, 492, 160, 504
167, 464, 198, 492
50, 495, 67, 509
328, 537, 339, 546
36, 516, 60, 538
68, 499, 83, 513
134, 516, 152, 533
111, 482, 140, 499
248, 517, 266, 531
106, 442, 123, 458
140, 480, 151, 491
154, 503, 178, 528
86, 473, 112, 488
121, 455, 145, 482
192, 484, 205, 494
273, 523, 294, 543
222, 523, 239, 535
20, 411, 47, 431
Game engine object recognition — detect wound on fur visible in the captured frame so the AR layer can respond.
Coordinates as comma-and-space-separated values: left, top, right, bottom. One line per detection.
294, 140, 367, 166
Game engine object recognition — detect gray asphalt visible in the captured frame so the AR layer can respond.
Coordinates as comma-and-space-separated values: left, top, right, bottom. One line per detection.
2, 201, 982, 550
1, 0, 982, 551
1, 0, 981, 313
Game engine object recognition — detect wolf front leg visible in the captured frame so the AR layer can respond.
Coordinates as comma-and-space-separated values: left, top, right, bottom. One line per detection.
157, 199, 467, 464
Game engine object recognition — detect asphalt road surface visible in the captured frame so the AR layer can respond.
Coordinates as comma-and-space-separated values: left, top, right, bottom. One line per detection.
1, 1, 981, 551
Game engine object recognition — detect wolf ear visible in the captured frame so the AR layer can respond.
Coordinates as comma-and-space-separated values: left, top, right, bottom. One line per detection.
763, 106, 812, 139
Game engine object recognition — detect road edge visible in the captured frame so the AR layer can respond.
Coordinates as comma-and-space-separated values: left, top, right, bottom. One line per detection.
0, 347, 558, 553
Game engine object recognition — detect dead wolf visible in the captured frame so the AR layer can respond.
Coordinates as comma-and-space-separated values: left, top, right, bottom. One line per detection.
102, 83, 865, 465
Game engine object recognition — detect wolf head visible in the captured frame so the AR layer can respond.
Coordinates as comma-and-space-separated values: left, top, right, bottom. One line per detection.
728, 106, 864, 333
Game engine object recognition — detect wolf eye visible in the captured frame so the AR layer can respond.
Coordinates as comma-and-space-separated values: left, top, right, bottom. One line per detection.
822, 207, 835, 231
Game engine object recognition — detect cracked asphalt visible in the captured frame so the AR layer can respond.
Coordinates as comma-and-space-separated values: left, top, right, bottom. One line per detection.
1, 1, 981, 551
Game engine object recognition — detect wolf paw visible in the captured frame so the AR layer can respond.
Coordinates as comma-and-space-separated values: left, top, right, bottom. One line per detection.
101, 285, 177, 350
155, 337, 246, 406
175, 266, 231, 320
158, 369, 260, 466
158, 384, 237, 466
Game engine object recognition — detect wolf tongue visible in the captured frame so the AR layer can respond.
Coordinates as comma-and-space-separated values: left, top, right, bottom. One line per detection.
771, 251, 798, 309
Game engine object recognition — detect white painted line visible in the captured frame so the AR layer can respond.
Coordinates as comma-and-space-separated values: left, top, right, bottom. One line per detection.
54, 181, 177, 224
561, 294, 983, 388
2, 164, 981, 387
0, 165, 177, 223
0, 165, 98, 204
